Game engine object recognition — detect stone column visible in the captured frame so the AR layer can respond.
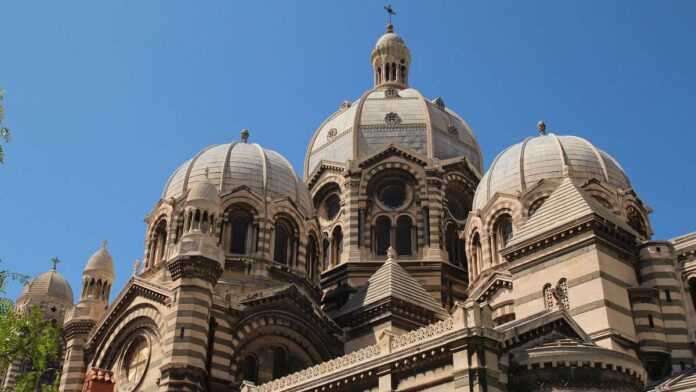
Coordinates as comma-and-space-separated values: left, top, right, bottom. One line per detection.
377, 367, 394, 392
159, 255, 222, 392
343, 172, 363, 262
423, 171, 446, 261
59, 319, 96, 392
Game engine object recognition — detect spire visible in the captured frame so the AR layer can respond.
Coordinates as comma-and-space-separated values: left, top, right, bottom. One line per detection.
371, 8, 411, 89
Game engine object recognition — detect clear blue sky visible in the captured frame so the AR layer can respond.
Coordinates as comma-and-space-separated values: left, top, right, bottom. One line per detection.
1, 1, 695, 301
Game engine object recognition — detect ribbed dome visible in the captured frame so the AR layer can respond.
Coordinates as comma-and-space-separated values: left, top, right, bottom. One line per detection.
19, 269, 74, 306
304, 89, 483, 178
84, 242, 114, 280
163, 140, 312, 216
375, 30, 407, 50
473, 133, 630, 210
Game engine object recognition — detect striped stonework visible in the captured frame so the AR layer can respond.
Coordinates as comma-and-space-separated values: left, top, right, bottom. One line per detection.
638, 243, 693, 371
59, 319, 96, 392
159, 255, 222, 391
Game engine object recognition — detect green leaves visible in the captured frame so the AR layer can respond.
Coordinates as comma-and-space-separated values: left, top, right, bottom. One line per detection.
0, 307, 61, 392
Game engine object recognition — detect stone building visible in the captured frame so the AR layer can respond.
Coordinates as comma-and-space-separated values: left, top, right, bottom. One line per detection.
7, 22, 696, 392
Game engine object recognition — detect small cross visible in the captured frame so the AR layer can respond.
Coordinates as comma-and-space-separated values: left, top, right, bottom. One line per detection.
102, 240, 108, 249
51, 257, 61, 271
384, 4, 396, 25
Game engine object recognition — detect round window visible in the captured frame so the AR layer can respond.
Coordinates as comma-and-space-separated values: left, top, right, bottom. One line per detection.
378, 183, 407, 209
322, 194, 341, 221
121, 336, 150, 389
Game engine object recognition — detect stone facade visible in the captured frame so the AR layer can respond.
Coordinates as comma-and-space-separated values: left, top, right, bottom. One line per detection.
7, 22, 696, 392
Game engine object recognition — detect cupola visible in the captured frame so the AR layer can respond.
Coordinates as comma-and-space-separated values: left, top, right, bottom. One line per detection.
371, 23, 411, 89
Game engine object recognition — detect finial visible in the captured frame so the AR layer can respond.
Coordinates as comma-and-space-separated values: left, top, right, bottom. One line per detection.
537, 121, 547, 135
51, 257, 60, 271
384, 4, 396, 29
132, 259, 142, 276
101, 240, 108, 250
240, 129, 250, 143
386, 246, 398, 261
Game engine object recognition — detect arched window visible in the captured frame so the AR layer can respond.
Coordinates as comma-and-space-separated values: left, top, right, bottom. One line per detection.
242, 355, 258, 384
201, 211, 210, 233
306, 235, 318, 279
331, 226, 343, 266
391, 62, 396, 81
375, 216, 391, 256
627, 206, 648, 237
445, 181, 472, 221
543, 283, 554, 309
385, 63, 391, 81
470, 232, 482, 278
492, 214, 513, 264
528, 197, 548, 218
150, 220, 168, 266
377, 66, 382, 84
445, 223, 466, 267
273, 218, 295, 265
272, 347, 288, 379
396, 216, 413, 256
322, 238, 330, 271
229, 209, 253, 254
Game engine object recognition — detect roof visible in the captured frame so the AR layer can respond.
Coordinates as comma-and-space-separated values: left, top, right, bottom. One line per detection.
84, 242, 114, 279
18, 269, 74, 306
162, 140, 312, 215
473, 133, 630, 210
507, 177, 638, 247
646, 368, 696, 391
336, 254, 448, 319
304, 88, 482, 179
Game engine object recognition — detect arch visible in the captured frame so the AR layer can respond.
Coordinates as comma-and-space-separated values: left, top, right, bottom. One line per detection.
272, 346, 289, 379
396, 215, 414, 256
374, 216, 391, 256
469, 231, 482, 279
331, 226, 343, 266
227, 207, 254, 255
321, 237, 330, 271
492, 213, 513, 265
528, 196, 548, 218
273, 216, 297, 265
306, 234, 319, 280
627, 206, 648, 238
241, 354, 258, 384
313, 182, 342, 222
445, 222, 466, 268
445, 181, 472, 221
149, 219, 168, 267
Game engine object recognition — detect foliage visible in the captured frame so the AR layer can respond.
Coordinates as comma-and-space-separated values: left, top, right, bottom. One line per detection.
0, 261, 60, 392
0, 89, 10, 164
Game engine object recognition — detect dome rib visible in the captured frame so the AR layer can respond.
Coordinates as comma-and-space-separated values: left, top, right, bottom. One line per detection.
220, 142, 239, 192
577, 136, 609, 183
253, 143, 269, 197
473, 133, 631, 211
519, 137, 532, 192
183, 144, 217, 194
412, 89, 435, 158
351, 88, 376, 160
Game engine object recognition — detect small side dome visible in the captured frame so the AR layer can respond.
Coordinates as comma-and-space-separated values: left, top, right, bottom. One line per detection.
473, 132, 631, 210
187, 182, 221, 204
18, 268, 74, 306
162, 133, 312, 216
84, 241, 115, 281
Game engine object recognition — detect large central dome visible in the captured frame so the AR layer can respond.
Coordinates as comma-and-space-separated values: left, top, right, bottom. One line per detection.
304, 24, 482, 179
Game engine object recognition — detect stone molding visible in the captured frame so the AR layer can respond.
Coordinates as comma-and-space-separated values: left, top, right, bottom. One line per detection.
63, 319, 96, 341
167, 255, 223, 283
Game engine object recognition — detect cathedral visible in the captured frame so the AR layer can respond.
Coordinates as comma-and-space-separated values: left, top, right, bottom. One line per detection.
5, 21, 696, 392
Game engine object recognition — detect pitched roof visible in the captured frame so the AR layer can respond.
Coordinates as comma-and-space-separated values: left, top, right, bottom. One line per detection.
508, 177, 637, 247
336, 257, 448, 319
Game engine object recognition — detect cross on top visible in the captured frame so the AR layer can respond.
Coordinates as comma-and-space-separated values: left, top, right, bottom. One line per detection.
384, 4, 396, 24
51, 257, 61, 271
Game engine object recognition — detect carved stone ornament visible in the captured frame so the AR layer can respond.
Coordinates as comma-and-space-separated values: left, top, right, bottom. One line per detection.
327, 128, 338, 140
384, 112, 402, 127
384, 88, 400, 98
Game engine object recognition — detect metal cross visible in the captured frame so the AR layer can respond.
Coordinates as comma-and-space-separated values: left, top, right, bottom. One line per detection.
384, 4, 396, 24
51, 257, 61, 271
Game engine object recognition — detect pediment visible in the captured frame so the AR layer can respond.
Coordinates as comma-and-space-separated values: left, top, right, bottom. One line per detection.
307, 161, 346, 189
497, 310, 592, 352
468, 270, 513, 304
358, 144, 429, 169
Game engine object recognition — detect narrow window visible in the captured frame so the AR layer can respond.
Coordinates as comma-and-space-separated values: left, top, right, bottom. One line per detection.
648, 315, 655, 328
229, 209, 253, 254
375, 216, 391, 256
273, 218, 295, 265
306, 235, 318, 279
665, 289, 672, 302
272, 347, 288, 379
396, 216, 413, 256
332, 226, 343, 266
242, 355, 258, 384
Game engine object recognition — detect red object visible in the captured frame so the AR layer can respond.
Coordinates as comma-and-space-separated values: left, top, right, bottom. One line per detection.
82, 368, 115, 392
